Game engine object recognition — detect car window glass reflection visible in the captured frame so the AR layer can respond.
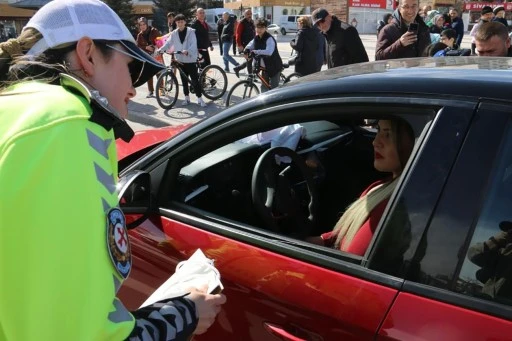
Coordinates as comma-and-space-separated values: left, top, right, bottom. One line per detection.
459, 122, 512, 306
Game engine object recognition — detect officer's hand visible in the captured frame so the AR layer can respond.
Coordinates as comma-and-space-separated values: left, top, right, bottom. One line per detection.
399, 31, 417, 47
186, 286, 227, 335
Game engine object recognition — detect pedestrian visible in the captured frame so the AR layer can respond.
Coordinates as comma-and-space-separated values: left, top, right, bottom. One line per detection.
470, 6, 493, 55
191, 8, 214, 68
235, 9, 255, 75
167, 11, 177, 33
375, 0, 431, 60
449, 8, 465, 47
290, 16, 318, 76
312, 8, 369, 68
243, 18, 283, 92
0, 0, 226, 340
158, 14, 207, 107
492, 6, 509, 29
474, 21, 512, 57
236, 9, 256, 54
217, 16, 225, 56
429, 14, 445, 34
377, 13, 393, 36
136, 17, 160, 98
220, 12, 240, 72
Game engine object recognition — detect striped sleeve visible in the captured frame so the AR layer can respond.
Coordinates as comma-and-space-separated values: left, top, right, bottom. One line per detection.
127, 297, 198, 341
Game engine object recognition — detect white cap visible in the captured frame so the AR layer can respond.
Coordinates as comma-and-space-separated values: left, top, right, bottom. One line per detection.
24, 0, 164, 87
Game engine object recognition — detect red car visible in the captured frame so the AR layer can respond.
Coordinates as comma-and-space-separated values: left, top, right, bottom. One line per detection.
117, 57, 512, 340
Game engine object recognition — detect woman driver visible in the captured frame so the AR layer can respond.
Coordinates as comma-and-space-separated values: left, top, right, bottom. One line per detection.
308, 119, 415, 255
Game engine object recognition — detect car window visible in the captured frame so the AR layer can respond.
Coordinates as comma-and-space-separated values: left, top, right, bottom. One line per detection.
168, 107, 435, 263
457, 121, 512, 307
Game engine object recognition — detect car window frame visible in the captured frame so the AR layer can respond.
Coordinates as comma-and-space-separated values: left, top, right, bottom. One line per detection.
395, 100, 512, 321
133, 95, 477, 289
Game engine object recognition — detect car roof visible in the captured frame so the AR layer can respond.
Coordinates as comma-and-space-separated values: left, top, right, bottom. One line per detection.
275, 56, 512, 102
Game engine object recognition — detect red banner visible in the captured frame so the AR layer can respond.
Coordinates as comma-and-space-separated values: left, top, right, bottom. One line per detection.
349, 0, 387, 9
463, 2, 512, 11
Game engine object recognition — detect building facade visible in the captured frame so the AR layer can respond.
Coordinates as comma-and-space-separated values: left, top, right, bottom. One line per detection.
1, 0, 36, 38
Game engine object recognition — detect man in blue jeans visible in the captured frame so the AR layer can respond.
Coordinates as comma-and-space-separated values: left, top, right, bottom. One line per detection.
220, 12, 240, 72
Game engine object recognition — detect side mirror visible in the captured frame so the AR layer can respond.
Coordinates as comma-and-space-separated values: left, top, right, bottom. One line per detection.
118, 170, 152, 229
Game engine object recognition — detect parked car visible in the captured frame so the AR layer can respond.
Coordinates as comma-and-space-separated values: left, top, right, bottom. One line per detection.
117, 57, 512, 340
267, 23, 281, 35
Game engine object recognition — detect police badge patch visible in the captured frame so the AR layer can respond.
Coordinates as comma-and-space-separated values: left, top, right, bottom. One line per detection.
107, 208, 131, 279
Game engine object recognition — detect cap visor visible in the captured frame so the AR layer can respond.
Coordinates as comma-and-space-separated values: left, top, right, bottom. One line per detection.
120, 40, 165, 88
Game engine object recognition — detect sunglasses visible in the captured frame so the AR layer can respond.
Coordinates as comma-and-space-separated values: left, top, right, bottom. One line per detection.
106, 43, 147, 86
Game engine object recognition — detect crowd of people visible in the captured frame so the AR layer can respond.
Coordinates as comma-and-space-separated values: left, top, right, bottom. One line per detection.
132, 1, 512, 105
376, 1, 511, 58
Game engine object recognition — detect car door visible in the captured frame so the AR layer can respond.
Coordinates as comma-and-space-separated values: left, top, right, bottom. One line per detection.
376, 101, 512, 340
118, 96, 476, 340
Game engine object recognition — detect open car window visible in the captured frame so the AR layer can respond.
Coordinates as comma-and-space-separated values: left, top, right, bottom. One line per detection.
161, 102, 437, 266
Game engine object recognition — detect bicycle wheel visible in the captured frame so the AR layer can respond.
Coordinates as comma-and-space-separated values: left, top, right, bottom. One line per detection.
226, 80, 260, 107
200, 65, 228, 100
155, 70, 179, 110
284, 72, 302, 84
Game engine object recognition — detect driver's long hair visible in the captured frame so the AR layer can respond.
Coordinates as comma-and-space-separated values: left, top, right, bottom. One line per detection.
332, 119, 414, 250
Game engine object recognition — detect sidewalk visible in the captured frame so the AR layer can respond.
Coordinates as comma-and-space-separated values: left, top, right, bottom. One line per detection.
127, 33, 473, 127
127, 33, 310, 127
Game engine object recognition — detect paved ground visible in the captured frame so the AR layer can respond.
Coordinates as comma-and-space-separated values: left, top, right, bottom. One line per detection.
127, 33, 473, 128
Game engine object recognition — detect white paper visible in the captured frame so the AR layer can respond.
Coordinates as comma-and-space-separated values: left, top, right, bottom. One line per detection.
140, 249, 223, 308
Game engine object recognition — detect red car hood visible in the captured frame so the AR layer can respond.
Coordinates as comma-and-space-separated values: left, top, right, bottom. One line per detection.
116, 124, 191, 161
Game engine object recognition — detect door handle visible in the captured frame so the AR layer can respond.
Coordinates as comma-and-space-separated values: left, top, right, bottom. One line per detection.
263, 322, 307, 341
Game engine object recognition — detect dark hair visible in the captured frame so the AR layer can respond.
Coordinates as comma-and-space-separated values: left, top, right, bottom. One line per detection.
424, 42, 448, 56
255, 18, 268, 27
383, 13, 393, 22
476, 21, 509, 42
441, 28, 456, 40
167, 12, 176, 18
174, 14, 186, 22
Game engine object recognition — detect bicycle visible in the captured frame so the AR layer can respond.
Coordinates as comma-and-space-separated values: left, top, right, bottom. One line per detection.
225, 54, 301, 107
155, 50, 228, 110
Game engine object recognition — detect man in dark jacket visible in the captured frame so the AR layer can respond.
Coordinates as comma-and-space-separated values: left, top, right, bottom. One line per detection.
312, 8, 368, 68
236, 9, 256, 53
191, 8, 214, 67
449, 8, 464, 47
375, 0, 431, 60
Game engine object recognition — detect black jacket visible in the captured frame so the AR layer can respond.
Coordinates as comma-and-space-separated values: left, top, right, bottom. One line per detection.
221, 16, 235, 43
254, 32, 283, 77
290, 27, 318, 76
323, 16, 369, 68
375, 10, 431, 60
190, 19, 212, 49
237, 18, 255, 47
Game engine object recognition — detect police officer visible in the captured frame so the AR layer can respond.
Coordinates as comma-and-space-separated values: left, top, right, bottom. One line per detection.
0, 1, 226, 340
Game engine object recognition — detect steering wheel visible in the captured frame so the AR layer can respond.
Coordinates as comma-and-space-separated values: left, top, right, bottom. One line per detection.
251, 147, 318, 238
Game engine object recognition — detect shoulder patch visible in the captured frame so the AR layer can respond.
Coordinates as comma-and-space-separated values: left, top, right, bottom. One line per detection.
107, 208, 132, 279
